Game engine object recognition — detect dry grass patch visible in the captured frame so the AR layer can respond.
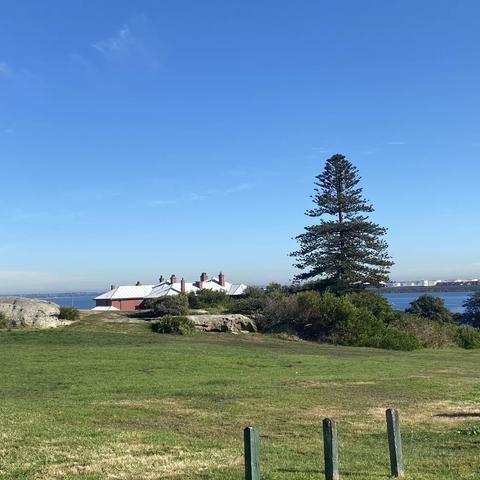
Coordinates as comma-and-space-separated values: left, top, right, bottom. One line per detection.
38, 441, 240, 480
99, 398, 213, 419
368, 400, 480, 427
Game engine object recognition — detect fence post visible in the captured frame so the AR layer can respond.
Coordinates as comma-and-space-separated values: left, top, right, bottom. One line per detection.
323, 418, 339, 480
386, 408, 404, 477
244, 427, 260, 480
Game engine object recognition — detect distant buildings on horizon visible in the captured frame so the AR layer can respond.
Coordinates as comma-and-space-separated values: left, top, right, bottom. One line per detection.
387, 278, 480, 288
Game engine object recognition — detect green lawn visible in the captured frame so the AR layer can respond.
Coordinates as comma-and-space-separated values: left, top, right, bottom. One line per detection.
0, 312, 479, 479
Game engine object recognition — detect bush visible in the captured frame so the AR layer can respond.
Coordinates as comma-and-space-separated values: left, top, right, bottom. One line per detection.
59, 306, 80, 321
0, 312, 8, 328
379, 326, 420, 351
346, 291, 393, 320
455, 327, 480, 349
260, 293, 301, 333
150, 316, 195, 335
406, 294, 453, 323
228, 296, 266, 315
462, 291, 480, 328
390, 313, 457, 348
243, 286, 266, 298
187, 289, 231, 310
148, 295, 189, 317
327, 308, 385, 347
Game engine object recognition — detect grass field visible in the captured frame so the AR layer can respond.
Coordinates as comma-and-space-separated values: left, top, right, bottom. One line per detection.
0, 311, 479, 479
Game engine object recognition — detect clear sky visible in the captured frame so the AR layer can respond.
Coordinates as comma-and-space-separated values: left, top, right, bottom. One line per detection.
1, 1, 479, 293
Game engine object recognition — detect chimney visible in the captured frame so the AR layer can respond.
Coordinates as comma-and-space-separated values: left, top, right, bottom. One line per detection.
170, 274, 177, 284
110, 284, 116, 290
159, 275, 164, 283
181, 277, 186, 294
135, 281, 142, 286
219, 272, 225, 287
200, 272, 208, 282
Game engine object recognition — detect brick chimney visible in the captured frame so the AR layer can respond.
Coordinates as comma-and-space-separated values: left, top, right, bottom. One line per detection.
219, 272, 225, 287
200, 272, 208, 282
170, 274, 177, 284
110, 284, 116, 290
159, 275, 164, 283
181, 277, 186, 294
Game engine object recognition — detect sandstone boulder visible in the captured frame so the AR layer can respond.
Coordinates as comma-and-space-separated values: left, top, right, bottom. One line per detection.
0, 296, 66, 329
187, 314, 257, 333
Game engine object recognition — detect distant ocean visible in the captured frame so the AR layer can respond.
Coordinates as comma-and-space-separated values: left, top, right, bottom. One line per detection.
382, 291, 470, 313
22, 293, 99, 310
2, 290, 472, 313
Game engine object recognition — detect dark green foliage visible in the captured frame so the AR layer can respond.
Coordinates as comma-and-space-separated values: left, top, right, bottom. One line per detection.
346, 291, 393, 320
390, 312, 457, 348
406, 294, 453, 323
260, 294, 301, 333
59, 306, 80, 321
147, 295, 189, 317
187, 289, 231, 310
455, 327, 480, 349
290, 154, 393, 290
150, 315, 195, 335
379, 326, 420, 351
0, 312, 7, 328
229, 297, 266, 315
243, 286, 266, 297
462, 291, 480, 328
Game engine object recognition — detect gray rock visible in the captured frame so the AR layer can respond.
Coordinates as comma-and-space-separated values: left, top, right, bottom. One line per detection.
187, 314, 257, 333
0, 296, 67, 329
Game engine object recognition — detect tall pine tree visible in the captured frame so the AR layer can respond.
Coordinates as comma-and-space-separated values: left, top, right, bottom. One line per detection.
290, 154, 393, 290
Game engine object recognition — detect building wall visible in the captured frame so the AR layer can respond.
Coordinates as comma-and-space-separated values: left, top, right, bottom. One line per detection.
111, 298, 144, 311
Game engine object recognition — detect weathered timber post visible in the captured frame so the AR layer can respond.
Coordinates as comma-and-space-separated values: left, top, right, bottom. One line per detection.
386, 408, 404, 477
323, 418, 339, 480
244, 427, 260, 480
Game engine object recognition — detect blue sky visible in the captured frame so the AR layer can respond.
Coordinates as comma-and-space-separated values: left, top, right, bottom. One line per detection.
1, 1, 479, 292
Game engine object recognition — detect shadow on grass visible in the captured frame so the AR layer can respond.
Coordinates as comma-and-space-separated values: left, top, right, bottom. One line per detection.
435, 412, 480, 418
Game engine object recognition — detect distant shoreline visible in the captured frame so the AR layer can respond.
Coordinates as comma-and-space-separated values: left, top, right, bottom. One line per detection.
375, 285, 480, 294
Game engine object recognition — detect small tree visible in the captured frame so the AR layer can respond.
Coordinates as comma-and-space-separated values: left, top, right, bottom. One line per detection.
462, 291, 480, 328
290, 154, 393, 291
406, 294, 453, 324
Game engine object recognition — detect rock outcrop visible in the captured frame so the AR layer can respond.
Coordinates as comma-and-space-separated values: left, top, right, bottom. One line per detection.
0, 296, 66, 329
187, 314, 257, 333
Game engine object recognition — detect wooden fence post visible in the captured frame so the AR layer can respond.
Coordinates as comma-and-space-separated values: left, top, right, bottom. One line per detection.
244, 427, 260, 480
386, 408, 404, 477
323, 418, 339, 480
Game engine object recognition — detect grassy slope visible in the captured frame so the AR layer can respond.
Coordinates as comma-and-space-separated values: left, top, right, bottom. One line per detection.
0, 312, 479, 479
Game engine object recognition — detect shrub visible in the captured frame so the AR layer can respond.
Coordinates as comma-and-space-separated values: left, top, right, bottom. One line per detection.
261, 293, 301, 333
390, 313, 457, 348
455, 327, 480, 349
346, 291, 393, 320
462, 291, 480, 328
0, 312, 8, 328
148, 295, 189, 317
59, 306, 80, 321
379, 326, 420, 351
228, 296, 265, 315
150, 316, 195, 335
327, 308, 385, 347
243, 286, 266, 298
406, 294, 453, 323
295, 291, 358, 340
188, 289, 231, 310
